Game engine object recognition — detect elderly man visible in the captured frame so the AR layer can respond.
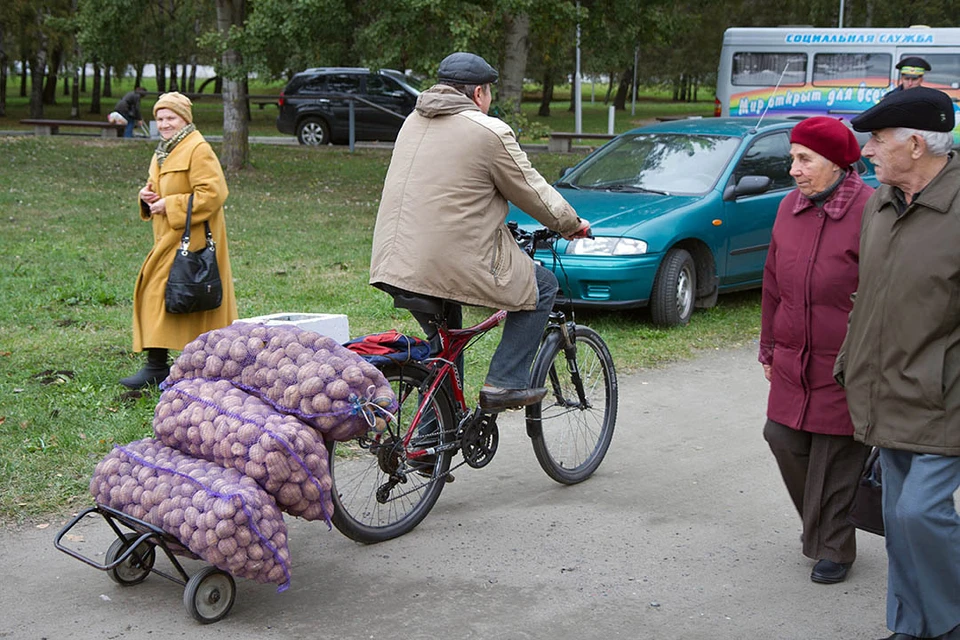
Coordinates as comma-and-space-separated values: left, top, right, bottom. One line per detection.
836, 87, 960, 640
370, 52, 589, 412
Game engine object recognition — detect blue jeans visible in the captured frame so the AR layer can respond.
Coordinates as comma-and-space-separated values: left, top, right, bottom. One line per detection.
485, 265, 559, 389
409, 264, 559, 390
124, 119, 136, 138
879, 448, 960, 637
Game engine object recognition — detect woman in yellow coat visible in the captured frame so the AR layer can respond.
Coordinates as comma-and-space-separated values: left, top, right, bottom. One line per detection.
121, 92, 238, 388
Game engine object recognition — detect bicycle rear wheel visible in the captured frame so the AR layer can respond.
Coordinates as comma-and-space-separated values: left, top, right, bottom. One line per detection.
328, 362, 455, 543
527, 325, 617, 484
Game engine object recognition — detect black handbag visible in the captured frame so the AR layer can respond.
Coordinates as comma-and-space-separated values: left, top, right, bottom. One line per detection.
848, 447, 884, 537
164, 194, 223, 314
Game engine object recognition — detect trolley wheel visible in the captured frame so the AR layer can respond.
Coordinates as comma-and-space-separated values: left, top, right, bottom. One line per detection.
183, 566, 236, 624
105, 533, 156, 586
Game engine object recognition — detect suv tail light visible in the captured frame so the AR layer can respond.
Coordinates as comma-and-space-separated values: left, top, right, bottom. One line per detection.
278, 92, 285, 107
714, 98, 721, 117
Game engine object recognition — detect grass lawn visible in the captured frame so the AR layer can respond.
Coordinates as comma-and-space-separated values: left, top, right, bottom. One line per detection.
0, 134, 759, 525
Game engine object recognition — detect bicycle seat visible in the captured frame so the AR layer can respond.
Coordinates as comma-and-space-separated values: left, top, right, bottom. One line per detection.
374, 283, 447, 316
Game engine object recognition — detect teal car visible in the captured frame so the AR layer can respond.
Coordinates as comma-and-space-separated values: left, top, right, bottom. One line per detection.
510, 117, 876, 326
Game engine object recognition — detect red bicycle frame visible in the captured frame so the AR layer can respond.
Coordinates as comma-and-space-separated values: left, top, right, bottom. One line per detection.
401, 309, 508, 456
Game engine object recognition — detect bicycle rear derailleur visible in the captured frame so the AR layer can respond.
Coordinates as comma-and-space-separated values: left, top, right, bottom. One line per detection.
459, 408, 499, 469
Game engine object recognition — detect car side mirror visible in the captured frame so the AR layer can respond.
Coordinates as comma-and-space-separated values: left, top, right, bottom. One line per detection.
724, 175, 773, 200
559, 167, 573, 180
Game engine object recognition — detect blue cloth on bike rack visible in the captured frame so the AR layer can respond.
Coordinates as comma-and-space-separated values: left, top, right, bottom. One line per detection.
343, 330, 430, 366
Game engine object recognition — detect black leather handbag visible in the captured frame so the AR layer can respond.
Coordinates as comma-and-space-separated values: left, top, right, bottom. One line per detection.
164, 194, 222, 314
848, 447, 884, 537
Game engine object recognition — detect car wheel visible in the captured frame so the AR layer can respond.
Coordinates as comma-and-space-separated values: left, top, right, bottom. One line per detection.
650, 248, 696, 326
297, 118, 330, 146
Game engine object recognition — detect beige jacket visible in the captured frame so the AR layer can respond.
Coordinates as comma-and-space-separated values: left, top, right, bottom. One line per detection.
132, 129, 238, 351
369, 85, 581, 311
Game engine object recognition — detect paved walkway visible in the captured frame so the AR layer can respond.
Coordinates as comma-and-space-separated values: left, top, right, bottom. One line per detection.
0, 345, 896, 639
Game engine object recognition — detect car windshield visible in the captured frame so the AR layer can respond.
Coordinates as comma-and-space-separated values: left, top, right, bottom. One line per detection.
559, 132, 741, 195
382, 69, 422, 94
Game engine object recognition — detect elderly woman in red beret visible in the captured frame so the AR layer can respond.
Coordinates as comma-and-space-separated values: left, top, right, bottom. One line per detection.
759, 116, 875, 585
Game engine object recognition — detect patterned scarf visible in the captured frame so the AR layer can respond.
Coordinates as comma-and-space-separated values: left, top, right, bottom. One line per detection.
155, 123, 197, 167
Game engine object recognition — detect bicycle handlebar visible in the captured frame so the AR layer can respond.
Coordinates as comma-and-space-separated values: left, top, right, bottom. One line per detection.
507, 221, 593, 259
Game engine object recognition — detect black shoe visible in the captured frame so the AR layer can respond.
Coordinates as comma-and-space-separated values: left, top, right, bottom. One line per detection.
810, 559, 851, 584
478, 386, 547, 413
120, 364, 170, 389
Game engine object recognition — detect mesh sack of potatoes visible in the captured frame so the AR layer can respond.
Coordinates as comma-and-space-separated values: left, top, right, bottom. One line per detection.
89, 437, 292, 591
167, 322, 396, 441
154, 378, 334, 523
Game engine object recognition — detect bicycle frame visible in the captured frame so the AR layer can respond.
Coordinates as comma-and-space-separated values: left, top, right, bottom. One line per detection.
400, 309, 507, 457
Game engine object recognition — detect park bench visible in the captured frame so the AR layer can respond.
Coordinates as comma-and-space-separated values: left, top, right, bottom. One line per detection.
20, 119, 126, 138
547, 132, 618, 152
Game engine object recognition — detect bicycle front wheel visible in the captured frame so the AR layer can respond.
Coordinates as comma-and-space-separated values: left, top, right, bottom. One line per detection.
328, 362, 455, 543
527, 325, 617, 484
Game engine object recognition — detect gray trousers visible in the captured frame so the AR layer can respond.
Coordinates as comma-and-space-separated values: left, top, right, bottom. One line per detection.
763, 419, 871, 563
411, 265, 559, 390
880, 448, 960, 638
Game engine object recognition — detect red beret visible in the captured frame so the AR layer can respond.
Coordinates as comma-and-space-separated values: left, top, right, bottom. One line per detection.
790, 117, 861, 168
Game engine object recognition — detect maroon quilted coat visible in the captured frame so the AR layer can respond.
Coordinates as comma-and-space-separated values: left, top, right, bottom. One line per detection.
759, 170, 873, 434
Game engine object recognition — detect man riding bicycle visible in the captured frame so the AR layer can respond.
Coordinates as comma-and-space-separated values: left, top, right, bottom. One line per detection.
370, 51, 590, 413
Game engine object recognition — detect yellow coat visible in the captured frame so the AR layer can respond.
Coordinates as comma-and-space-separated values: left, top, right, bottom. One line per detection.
132, 129, 238, 352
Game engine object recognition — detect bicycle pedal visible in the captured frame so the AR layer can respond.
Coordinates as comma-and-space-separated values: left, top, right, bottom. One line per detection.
445, 474, 455, 483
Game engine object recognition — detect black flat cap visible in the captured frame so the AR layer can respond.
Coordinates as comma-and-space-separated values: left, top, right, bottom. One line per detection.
437, 52, 499, 85
851, 87, 955, 132
896, 56, 931, 72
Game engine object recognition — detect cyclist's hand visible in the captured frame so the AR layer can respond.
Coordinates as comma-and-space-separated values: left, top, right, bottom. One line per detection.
564, 219, 591, 240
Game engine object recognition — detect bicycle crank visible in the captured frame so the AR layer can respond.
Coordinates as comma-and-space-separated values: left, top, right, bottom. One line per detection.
460, 410, 499, 468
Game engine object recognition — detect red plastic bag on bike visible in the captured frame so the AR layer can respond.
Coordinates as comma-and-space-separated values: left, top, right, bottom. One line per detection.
343, 330, 430, 366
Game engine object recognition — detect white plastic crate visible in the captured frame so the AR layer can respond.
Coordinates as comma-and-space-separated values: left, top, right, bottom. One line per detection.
236, 312, 350, 344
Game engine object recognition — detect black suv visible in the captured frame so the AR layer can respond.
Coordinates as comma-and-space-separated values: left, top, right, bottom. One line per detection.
276, 68, 421, 145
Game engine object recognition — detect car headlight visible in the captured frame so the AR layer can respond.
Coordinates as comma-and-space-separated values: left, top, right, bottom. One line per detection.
565, 237, 648, 256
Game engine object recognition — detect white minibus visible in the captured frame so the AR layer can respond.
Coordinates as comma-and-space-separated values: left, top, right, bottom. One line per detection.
715, 27, 960, 137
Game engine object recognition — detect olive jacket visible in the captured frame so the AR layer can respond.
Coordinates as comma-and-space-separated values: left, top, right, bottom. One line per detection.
835, 153, 960, 455
369, 84, 581, 311
132, 129, 238, 352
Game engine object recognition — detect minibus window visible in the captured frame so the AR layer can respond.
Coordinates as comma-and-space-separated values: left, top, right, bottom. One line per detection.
911, 54, 960, 90
813, 53, 891, 87
732, 52, 807, 86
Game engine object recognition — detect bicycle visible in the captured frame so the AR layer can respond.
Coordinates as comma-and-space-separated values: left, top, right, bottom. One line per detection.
328, 225, 618, 543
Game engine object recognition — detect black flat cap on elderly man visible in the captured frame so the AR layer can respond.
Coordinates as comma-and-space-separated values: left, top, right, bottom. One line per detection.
851, 87, 955, 132
437, 52, 499, 85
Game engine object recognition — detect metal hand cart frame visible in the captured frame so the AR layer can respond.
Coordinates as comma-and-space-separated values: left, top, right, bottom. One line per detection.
55, 504, 237, 624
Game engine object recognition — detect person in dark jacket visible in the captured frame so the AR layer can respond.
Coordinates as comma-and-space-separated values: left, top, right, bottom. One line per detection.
113, 87, 147, 138
760, 116, 874, 585
892, 56, 930, 92
837, 87, 960, 640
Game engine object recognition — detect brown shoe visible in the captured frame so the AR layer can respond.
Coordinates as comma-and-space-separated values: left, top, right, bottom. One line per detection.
478, 385, 547, 412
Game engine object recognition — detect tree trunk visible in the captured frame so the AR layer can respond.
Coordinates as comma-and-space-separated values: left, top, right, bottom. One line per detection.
135, 63, 143, 87
0, 48, 6, 118
215, 76, 223, 94
500, 12, 530, 113
89, 62, 102, 114
20, 57, 28, 97
43, 45, 63, 105
63, 74, 69, 96
155, 63, 166, 93
181, 63, 188, 91
613, 68, 632, 110
81, 63, 86, 92
71, 65, 80, 118
168, 63, 179, 92
217, 0, 249, 171
29, 39, 48, 118
605, 70, 615, 104
188, 61, 197, 93
538, 68, 554, 117
103, 65, 112, 98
